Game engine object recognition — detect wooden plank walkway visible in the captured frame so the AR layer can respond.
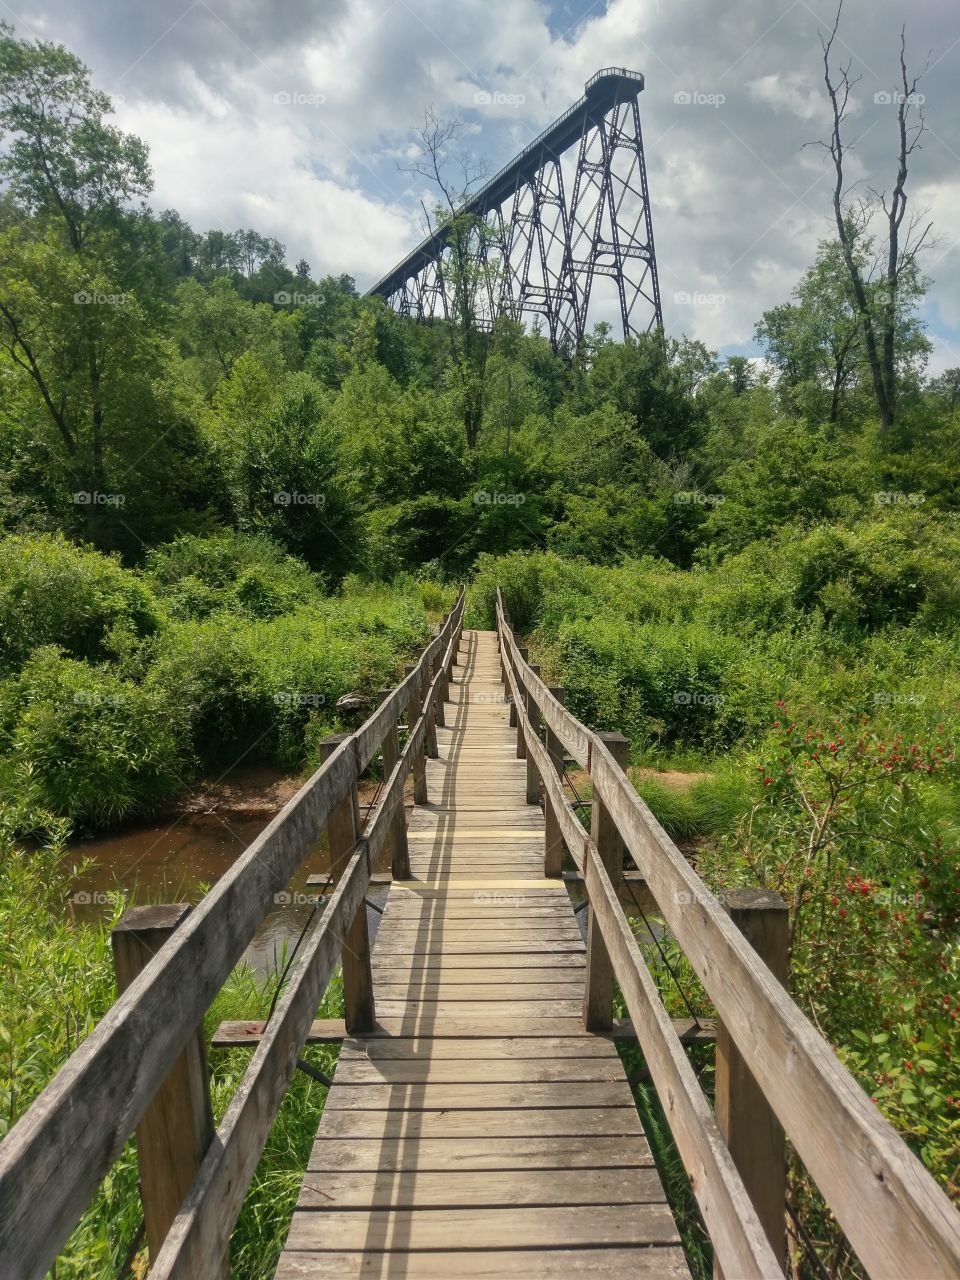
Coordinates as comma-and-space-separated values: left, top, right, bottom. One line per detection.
277, 631, 689, 1278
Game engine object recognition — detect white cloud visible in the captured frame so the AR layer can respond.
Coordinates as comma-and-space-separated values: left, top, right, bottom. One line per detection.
747, 72, 829, 121
37, 0, 960, 364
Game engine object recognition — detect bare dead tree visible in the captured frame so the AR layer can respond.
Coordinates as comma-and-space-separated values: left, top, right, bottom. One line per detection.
816, 0, 933, 434
399, 110, 503, 449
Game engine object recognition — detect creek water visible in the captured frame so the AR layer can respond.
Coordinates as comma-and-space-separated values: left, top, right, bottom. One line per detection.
65, 811, 370, 972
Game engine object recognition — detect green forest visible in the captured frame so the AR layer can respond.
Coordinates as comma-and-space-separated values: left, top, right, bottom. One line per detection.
0, 19, 958, 1280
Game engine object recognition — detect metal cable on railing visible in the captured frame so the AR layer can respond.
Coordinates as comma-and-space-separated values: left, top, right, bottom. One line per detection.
622, 876, 703, 1031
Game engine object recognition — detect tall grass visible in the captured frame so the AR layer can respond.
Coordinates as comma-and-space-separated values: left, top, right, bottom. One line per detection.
1, 809, 346, 1278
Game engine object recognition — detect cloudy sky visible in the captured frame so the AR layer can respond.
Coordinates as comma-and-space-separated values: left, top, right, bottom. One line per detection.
20, 0, 960, 370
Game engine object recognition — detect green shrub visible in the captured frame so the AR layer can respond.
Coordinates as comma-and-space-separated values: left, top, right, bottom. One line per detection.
145, 617, 277, 767
145, 531, 321, 620
546, 616, 764, 750
0, 534, 160, 671
0, 648, 189, 827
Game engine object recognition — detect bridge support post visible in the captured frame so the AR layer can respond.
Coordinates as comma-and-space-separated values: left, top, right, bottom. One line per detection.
424, 653, 439, 759
543, 686, 566, 876
111, 905, 227, 1275
434, 665, 447, 729
320, 735, 376, 1034
525, 664, 541, 804
515, 647, 528, 756
405, 663, 429, 804
714, 888, 789, 1278
378, 688, 410, 880
583, 732, 629, 1032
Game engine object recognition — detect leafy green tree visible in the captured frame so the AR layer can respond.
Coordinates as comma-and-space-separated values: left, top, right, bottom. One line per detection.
579, 332, 705, 457
757, 238, 929, 423
724, 355, 754, 397
0, 25, 157, 511
0, 24, 150, 250
174, 276, 299, 394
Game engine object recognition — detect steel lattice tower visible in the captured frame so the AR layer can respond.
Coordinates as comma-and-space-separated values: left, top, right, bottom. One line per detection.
365, 68, 662, 353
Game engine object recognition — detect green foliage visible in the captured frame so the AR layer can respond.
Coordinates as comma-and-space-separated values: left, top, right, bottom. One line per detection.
0, 801, 346, 1279
145, 531, 321, 620
0, 647, 188, 825
0, 533, 159, 670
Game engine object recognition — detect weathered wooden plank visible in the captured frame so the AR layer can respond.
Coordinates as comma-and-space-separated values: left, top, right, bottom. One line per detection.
284, 1205, 680, 1251
377, 920, 583, 935
371, 983, 584, 1001
324, 1081, 630, 1111
370, 972, 584, 989
211, 1018, 346, 1048
588, 740, 960, 1278
363, 1016, 597, 1037
305, 1134, 652, 1171
371, 999, 585, 1019
331, 1057, 624, 1085
147, 846, 373, 1278
316, 1106, 644, 1139
338, 1036, 615, 1060
295, 1167, 666, 1208
275, 1247, 690, 1279
370, 940, 586, 955
371, 958, 587, 974
584, 841, 781, 1278
0, 736, 359, 1280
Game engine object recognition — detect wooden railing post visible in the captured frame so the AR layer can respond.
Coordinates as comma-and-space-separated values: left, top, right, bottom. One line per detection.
378, 688, 410, 880
525, 663, 541, 804
714, 888, 789, 1278
515, 646, 528, 757
404, 662, 429, 804
543, 685, 566, 877
434, 658, 447, 729
111, 905, 226, 1275
423, 650, 439, 759
583, 732, 629, 1031
319, 735, 375, 1034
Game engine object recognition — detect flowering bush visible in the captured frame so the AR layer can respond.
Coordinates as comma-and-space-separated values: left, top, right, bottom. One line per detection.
700, 709, 960, 1266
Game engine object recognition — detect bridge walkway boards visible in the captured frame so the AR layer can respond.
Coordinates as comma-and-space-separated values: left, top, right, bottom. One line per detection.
276, 630, 689, 1278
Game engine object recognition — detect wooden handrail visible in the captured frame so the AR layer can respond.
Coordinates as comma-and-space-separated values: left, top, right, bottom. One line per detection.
496, 587, 960, 1280
0, 589, 464, 1280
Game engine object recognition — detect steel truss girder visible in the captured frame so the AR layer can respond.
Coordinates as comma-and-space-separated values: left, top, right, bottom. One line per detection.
367, 69, 662, 354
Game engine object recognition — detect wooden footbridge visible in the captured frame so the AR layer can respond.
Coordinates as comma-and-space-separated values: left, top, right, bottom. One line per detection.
2, 589, 960, 1279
